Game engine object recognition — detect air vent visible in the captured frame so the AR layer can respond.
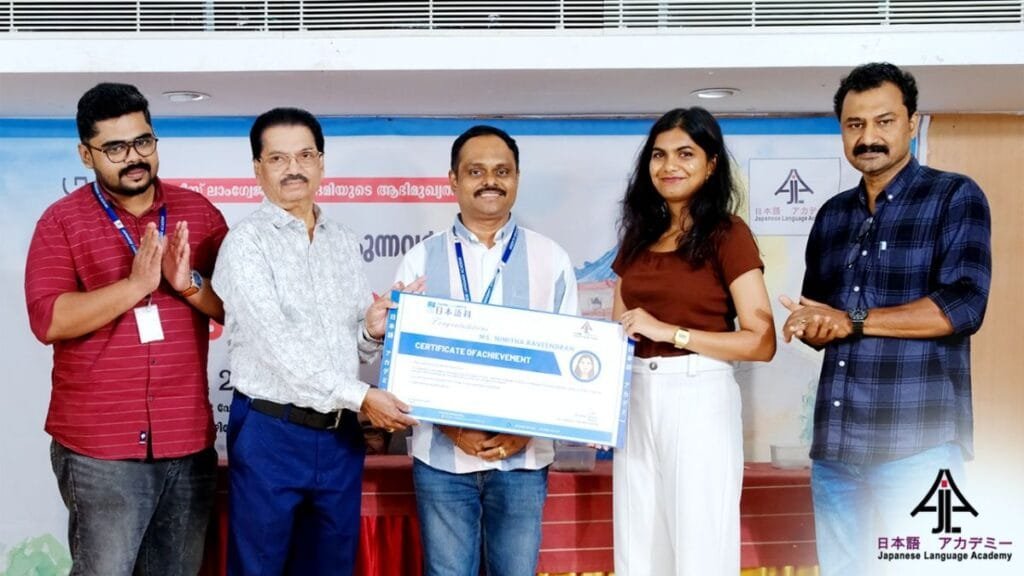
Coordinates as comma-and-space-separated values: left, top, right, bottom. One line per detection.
1, 1, 1021, 33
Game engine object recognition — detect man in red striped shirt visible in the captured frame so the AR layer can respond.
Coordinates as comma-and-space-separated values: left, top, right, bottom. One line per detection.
24, 83, 227, 576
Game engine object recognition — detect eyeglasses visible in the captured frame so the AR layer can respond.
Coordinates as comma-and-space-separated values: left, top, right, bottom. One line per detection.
845, 216, 875, 268
85, 135, 158, 163
258, 149, 323, 170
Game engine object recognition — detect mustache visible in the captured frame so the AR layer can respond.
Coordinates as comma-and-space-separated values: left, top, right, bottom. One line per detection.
853, 143, 889, 156
118, 162, 151, 178
280, 174, 309, 185
473, 186, 506, 197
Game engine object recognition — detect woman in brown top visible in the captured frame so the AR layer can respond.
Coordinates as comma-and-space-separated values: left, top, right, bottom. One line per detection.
611, 107, 776, 575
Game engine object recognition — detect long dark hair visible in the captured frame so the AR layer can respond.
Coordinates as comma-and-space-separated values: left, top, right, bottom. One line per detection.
618, 107, 738, 267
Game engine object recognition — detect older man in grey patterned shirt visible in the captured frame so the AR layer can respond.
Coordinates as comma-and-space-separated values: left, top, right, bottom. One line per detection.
213, 107, 417, 576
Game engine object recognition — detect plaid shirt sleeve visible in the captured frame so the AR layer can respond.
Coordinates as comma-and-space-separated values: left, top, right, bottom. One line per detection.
927, 178, 992, 336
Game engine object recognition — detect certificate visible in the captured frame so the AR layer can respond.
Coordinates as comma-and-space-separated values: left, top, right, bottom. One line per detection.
379, 292, 634, 447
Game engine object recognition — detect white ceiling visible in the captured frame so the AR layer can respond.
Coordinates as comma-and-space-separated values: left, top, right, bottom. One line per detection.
1, 29, 1022, 118
2, 65, 1023, 118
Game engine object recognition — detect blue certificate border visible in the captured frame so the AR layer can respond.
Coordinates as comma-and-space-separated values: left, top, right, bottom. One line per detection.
379, 291, 633, 447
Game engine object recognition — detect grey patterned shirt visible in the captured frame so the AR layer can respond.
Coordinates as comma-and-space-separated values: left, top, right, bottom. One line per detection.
213, 200, 380, 413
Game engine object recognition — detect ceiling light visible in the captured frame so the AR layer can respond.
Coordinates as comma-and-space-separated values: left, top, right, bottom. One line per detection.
163, 91, 211, 103
691, 88, 739, 99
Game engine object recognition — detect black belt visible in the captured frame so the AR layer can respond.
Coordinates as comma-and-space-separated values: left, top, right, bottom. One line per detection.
249, 397, 346, 430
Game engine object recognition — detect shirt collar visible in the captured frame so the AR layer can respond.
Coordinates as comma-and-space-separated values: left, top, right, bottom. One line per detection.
94, 178, 167, 216
452, 213, 517, 246
259, 198, 326, 230
149, 178, 167, 211
857, 156, 921, 207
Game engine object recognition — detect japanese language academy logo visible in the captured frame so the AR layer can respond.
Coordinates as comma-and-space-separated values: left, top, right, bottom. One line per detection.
877, 468, 1013, 567
910, 469, 978, 534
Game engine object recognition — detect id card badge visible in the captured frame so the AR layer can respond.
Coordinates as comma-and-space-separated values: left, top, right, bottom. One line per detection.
134, 304, 165, 343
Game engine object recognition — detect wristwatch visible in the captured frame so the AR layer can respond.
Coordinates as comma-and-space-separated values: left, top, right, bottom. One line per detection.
179, 270, 203, 298
673, 328, 691, 349
848, 308, 868, 337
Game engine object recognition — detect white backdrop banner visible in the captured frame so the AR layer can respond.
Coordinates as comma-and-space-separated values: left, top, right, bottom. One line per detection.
0, 116, 863, 572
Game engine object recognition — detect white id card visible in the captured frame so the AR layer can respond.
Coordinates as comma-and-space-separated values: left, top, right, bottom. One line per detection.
134, 305, 165, 343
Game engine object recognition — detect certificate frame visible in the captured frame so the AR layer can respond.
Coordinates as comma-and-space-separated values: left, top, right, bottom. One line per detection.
378, 292, 634, 447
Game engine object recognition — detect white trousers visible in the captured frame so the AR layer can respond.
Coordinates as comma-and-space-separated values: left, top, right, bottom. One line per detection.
613, 354, 743, 576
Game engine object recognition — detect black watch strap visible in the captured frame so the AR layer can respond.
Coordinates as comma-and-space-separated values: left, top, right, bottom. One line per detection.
848, 308, 868, 337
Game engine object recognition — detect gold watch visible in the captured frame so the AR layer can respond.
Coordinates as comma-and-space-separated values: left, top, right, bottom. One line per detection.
673, 328, 691, 349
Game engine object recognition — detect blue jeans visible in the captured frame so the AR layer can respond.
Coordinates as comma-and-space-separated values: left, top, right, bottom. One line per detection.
227, 393, 365, 576
413, 459, 548, 576
812, 442, 966, 576
50, 440, 216, 576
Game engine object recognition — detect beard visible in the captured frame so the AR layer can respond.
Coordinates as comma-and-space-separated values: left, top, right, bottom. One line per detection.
114, 180, 153, 197
100, 162, 154, 197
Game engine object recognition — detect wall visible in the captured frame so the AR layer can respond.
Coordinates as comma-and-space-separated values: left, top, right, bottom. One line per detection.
928, 114, 1024, 523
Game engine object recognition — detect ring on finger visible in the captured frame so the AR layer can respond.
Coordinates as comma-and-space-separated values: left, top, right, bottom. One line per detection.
498, 446, 507, 459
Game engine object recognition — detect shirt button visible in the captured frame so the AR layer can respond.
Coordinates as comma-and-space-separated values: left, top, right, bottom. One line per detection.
833, 400, 842, 407
853, 286, 860, 293
861, 250, 868, 256
887, 194, 894, 201
649, 361, 658, 371
150, 358, 157, 365
838, 360, 846, 367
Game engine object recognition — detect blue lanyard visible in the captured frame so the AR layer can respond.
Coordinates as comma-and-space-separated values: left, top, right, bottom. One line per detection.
92, 182, 166, 254
453, 225, 518, 304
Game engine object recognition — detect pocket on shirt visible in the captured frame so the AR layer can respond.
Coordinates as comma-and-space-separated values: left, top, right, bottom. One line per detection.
875, 243, 936, 292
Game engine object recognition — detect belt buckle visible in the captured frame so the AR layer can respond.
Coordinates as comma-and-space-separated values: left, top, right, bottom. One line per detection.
327, 410, 342, 430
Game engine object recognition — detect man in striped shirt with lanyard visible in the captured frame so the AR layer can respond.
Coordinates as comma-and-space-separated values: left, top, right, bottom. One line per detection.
395, 125, 578, 576
25, 83, 227, 575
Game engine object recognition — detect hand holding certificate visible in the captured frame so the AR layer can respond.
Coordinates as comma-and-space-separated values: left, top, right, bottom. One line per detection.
379, 292, 634, 447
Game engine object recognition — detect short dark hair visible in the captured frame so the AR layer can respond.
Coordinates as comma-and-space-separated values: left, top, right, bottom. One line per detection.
249, 107, 325, 160
450, 125, 519, 172
76, 83, 152, 142
833, 62, 919, 119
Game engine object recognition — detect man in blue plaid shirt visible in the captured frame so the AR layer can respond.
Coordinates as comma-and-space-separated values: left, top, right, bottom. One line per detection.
780, 63, 992, 575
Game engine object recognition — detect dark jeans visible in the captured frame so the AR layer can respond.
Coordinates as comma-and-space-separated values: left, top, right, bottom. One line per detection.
50, 440, 217, 576
226, 393, 365, 576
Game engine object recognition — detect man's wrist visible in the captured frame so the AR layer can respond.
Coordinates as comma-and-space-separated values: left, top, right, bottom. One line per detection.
848, 307, 868, 337
178, 270, 202, 298
361, 321, 384, 344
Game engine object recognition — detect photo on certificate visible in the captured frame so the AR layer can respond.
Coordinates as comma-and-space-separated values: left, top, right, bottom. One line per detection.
378, 292, 634, 447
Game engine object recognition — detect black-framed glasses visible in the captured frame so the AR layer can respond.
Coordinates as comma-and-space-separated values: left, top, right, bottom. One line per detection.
258, 149, 323, 171
85, 135, 158, 163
